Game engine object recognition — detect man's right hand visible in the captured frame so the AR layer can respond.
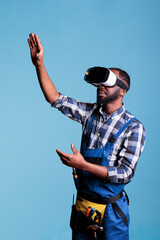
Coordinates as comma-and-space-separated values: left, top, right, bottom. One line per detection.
27, 33, 59, 103
28, 33, 44, 67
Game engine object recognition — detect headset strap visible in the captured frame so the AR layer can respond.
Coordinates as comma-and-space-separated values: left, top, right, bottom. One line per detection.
116, 79, 129, 91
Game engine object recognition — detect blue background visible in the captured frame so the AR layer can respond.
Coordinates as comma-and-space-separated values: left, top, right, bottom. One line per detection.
0, 0, 159, 239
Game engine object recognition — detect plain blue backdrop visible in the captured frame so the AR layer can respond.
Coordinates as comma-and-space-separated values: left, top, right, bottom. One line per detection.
0, 0, 159, 239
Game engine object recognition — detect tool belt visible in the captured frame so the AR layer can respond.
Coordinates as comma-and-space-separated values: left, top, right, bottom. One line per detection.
70, 190, 129, 234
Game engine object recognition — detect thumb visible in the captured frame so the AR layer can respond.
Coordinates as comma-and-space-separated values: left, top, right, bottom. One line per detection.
71, 143, 78, 154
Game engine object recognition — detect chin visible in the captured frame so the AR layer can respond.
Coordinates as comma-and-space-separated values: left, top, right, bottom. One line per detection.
97, 99, 105, 106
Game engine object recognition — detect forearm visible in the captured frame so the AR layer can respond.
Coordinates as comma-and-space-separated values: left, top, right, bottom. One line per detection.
82, 161, 108, 179
35, 63, 59, 103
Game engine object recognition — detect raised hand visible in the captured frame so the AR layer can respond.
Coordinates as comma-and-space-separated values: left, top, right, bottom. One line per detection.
28, 33, 44, 67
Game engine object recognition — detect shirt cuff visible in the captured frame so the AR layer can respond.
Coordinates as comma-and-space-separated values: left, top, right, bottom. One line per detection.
106, 166, 118, 183
51, 93, 68, 109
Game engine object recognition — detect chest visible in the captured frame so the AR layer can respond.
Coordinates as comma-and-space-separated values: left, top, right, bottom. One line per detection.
82, 114, 126, 150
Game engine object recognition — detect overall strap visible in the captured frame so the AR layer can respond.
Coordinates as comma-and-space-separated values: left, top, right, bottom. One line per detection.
103, 117, 136, 157
114, 117, 136, 139
82, 108, 99, 149
86, 108, 99, 136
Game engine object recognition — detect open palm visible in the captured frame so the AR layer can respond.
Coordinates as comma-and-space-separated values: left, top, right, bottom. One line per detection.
28, 33, 44, 67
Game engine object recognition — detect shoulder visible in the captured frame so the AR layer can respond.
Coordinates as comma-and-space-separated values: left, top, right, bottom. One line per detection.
81, 102, 99, 118
122, 109, 146, 135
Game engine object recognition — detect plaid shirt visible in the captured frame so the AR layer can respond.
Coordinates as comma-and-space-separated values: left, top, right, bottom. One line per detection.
52, 93, 146, 184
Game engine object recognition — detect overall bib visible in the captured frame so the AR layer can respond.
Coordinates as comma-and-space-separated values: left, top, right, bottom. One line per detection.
73, 110, 136, 240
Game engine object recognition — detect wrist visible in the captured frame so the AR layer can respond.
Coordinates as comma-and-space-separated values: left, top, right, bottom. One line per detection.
35, 61, 44, 69
81, 160, 91, 171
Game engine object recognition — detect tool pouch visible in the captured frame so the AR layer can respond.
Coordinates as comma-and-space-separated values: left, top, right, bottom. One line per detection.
70, 204, 102, 233
70, 204, 88, 232
70, 196, 106, 233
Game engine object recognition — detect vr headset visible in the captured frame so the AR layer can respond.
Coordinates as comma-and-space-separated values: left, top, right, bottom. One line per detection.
84, 67, 128, 91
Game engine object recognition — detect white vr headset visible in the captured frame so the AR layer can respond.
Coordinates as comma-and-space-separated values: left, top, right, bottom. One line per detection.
84, 66, 129, 91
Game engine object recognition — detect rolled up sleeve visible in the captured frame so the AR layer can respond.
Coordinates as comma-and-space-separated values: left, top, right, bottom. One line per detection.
107, 122, 146, 184
51, 93, 95, 125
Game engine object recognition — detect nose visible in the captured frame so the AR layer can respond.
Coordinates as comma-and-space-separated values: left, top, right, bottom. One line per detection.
98, 85, 105, 90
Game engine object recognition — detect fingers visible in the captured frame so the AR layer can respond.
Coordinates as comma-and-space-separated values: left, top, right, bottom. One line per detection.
27, 38, 32, 49
71, 143, 78, 154
29, 33, 37, 47
56, 149, 70, 159
56, 149, 71, 166
27, 33, 38, 50
35, 34, 42, 52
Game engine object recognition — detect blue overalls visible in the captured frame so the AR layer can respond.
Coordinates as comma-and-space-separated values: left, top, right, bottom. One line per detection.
73, 110, 136, 240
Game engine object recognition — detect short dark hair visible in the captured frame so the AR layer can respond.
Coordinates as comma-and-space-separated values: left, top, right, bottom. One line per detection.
109, 68, 130, 91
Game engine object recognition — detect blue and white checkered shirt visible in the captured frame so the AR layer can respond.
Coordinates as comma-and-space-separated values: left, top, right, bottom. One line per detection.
52, 93, 146, 184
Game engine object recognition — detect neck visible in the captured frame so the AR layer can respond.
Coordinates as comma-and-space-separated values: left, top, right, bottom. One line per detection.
102, 100, 123, 115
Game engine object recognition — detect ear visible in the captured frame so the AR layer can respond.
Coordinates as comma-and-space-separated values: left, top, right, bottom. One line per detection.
120, 89, 127, 97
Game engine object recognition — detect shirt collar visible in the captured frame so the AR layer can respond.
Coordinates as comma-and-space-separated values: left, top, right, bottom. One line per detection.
99, 104, 125, 120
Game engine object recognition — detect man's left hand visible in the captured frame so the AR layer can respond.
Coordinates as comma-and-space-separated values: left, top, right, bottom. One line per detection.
56, 143, 87, 169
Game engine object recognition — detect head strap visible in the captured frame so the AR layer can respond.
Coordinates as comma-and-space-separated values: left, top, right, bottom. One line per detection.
116, 79, 129, 91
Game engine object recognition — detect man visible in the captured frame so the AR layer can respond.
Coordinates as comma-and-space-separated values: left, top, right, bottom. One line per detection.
28, 33, 146, 240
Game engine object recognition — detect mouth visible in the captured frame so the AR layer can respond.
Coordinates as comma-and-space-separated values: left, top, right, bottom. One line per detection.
97, 90, 108, 97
